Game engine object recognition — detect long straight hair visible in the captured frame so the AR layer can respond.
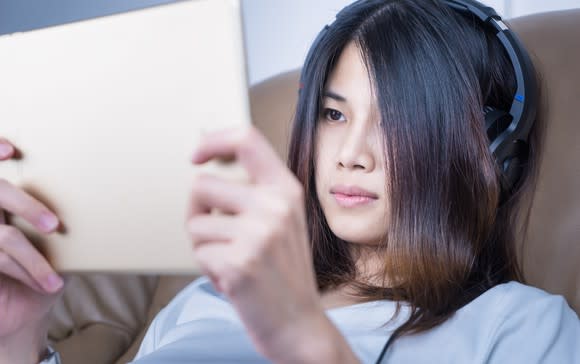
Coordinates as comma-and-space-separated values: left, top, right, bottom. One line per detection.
288, 0, 543, 345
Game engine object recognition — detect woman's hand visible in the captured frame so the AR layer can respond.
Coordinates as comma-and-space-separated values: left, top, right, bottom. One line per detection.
0, 138, 64, 364
186, 126, 359, 364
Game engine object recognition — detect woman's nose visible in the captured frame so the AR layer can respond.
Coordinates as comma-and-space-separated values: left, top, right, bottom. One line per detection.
336, 124, 378, 172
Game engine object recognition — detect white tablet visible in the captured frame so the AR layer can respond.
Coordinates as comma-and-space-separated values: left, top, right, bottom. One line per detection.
0, 0, 251, 273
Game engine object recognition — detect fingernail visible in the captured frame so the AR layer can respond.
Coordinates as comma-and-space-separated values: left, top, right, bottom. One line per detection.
0, 143, 13, 157
39, 213, 59, 231
44, 273, 63, 292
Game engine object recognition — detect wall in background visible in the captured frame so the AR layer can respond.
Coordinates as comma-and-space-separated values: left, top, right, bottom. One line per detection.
0, 0, 578, 85
243, 0, 579, 84
241, 0, 353, 85
243, 0, 507, 84
508, 0, 580, 17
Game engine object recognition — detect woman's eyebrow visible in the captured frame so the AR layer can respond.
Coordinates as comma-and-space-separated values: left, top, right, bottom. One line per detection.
323, 90, 347, 102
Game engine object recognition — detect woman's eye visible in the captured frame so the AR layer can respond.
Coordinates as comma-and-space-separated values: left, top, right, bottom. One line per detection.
323, 108, 346, 122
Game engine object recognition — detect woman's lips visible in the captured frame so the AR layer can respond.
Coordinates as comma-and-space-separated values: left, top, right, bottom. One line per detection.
330, 185, 378, 208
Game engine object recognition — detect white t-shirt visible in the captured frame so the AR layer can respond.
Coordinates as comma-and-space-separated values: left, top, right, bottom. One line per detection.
131, 276, 580, 363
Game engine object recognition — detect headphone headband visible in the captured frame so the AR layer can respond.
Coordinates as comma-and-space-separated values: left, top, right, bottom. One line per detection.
444, 0, 538, 170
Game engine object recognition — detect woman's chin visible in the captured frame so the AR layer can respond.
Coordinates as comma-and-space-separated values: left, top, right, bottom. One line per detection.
328, 225, 383, 247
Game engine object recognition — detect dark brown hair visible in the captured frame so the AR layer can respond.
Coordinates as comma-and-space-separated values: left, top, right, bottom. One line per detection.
287, 0, 543, 352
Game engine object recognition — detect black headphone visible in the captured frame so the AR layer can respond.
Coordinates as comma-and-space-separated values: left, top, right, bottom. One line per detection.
301, 0, 537, 203
446, 0, 538, 201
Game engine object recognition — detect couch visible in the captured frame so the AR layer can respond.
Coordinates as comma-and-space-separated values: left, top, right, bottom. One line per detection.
47, 8, 580, 363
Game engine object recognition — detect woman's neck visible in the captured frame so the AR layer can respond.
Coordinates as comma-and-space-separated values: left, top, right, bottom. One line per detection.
319, 284, 363, 310
318, 244, 389, 310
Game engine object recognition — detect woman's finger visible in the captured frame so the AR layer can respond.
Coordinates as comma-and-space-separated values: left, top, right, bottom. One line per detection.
0, 179, 60, 233
187, 174, 257, 217
187, 213, 239, 245
0, 250, 45, 293
0, 225, 63, 293
192, 240, 233, 294
0, 138, 15, 160
191, 125, 290, 185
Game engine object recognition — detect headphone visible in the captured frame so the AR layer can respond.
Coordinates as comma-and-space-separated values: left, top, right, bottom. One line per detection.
446, 0, 538, 201
301, 0, 538, 202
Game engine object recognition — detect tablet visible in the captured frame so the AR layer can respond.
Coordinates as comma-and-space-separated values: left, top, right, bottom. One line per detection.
0, 0, 251, 273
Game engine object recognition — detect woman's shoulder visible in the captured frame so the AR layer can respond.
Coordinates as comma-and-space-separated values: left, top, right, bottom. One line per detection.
479, 281, 577, 323
462, 281, 578, 334
457, 280, 573, 316
163, 275, 228, 317
469, 281, 580, 363
173, 275, 223, 301
388, 282, 579, 363
147, 275, 228, 330
491, 280, 568, 301
134, 275, 233, 358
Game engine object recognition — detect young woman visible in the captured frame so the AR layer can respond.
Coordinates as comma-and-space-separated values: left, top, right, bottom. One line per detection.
0, 0, 578, 363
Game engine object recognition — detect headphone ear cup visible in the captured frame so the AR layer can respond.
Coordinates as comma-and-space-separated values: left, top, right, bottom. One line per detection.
500, 139, 529, 189
484, 106, 512, 142
496, 139, 529, 204
484, 106, 529, 197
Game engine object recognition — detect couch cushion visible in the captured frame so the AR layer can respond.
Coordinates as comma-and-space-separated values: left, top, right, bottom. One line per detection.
48, 274, 158, 364
509, 9, 580, 314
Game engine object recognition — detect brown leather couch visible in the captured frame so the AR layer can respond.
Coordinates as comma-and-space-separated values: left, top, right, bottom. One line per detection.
47, 8, 580, 363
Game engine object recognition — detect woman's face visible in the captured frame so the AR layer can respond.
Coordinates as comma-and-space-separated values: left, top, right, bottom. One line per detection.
315, 42, 388, 246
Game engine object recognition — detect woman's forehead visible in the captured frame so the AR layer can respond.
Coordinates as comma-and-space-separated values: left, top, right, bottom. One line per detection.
325, 43, 377, 101
323, 42, 380, 117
